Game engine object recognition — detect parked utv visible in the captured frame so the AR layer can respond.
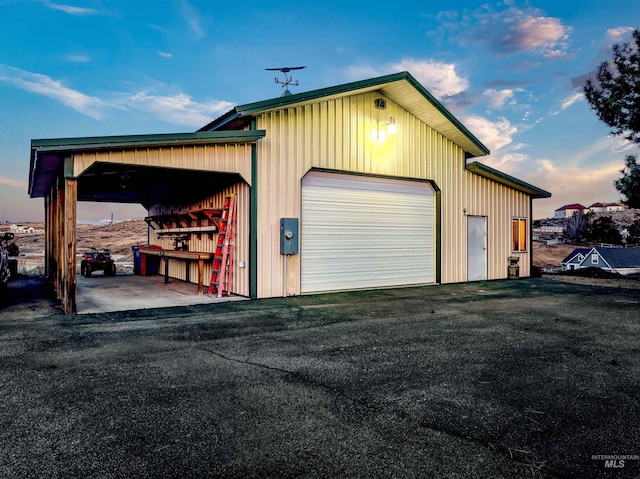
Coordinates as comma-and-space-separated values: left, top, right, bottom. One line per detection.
80, 248, 116, 277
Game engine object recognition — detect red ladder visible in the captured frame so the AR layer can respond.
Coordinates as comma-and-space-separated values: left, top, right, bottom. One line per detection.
208, 195, 237, 297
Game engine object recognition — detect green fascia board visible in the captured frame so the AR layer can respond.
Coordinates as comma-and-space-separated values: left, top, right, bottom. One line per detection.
466, 161, 551, 199
31, 130, 266, 152
217, 71, 489, 156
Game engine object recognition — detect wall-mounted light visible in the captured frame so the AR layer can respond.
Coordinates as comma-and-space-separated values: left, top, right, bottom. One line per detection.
387, 117, 397, 135
372, 117, 398, 144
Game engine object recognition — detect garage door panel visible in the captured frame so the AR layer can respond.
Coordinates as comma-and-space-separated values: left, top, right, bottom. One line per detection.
301, 172, 435, 293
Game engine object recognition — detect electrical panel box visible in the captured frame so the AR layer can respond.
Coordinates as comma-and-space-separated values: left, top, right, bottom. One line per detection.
280, 218, 299, 255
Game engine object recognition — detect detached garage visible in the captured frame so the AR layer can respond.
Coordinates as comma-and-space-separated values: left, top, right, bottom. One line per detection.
29, 71, 550, 313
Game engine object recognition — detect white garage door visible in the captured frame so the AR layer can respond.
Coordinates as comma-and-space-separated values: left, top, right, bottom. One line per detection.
301, 171, 435, 293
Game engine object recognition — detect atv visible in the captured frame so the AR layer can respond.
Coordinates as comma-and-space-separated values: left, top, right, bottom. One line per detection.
80, 248, 116, 278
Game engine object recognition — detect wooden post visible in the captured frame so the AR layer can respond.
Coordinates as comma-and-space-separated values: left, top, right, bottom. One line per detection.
63, 177, 77, 314
56, 181, 64, 299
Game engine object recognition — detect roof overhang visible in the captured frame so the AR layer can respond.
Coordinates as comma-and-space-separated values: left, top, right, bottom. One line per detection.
200, 71, 490, 158
466, 161, 551, 199
29, 130, 265, 198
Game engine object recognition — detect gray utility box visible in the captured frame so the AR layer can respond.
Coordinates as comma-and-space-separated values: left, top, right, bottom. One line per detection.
280, 218, 299, 255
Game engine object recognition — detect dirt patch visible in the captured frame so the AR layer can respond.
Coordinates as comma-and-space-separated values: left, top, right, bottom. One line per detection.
11, 220, 148, 258
532, 242, 577, 269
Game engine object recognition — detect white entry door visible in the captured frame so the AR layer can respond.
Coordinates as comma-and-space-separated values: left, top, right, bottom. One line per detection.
467, 216, 487, 281
301, 171, 435, 293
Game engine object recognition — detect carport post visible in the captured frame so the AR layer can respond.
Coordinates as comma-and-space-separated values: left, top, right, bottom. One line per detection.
63, 157, 77, 314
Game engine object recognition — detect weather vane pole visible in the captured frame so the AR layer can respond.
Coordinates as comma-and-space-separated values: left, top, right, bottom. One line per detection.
265, 66, 306, 96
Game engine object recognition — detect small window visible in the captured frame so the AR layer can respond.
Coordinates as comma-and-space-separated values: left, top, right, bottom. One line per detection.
512, 218, 527, 252
592, 253, 598, 264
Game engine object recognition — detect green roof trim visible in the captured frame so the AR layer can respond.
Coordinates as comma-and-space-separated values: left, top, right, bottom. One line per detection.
466, 161, 551, 199
31, 130, 265, 152
200, 71, 490, 156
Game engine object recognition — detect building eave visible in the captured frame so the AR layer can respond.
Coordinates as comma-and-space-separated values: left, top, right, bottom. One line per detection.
466, 161, 551, 199
29, 130, 265, 198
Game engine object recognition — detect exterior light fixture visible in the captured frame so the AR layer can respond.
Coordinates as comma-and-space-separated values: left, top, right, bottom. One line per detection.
387, 117, 397, 135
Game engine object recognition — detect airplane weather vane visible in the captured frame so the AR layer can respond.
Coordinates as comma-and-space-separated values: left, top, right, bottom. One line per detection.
265, 66, 306, 96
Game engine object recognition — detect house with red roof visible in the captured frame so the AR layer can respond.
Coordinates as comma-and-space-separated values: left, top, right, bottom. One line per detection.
553, 203, 587, 219
588, 202, 626, 213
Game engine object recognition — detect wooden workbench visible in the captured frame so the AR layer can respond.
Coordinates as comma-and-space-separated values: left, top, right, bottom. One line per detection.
139, 249, 214, 295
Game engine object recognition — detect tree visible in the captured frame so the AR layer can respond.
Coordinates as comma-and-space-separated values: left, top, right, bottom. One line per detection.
584, 30, 640, 207
564, 210, 591, 242
588, 215, 623, 245
627, 218, 640, 244
614, 155, 640, 208
584, 30, 640, 144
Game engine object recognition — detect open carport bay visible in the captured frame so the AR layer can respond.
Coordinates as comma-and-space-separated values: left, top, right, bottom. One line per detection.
0, 278, 639, 478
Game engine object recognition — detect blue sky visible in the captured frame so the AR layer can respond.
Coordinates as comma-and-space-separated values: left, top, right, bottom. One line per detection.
0, 0, 638, 222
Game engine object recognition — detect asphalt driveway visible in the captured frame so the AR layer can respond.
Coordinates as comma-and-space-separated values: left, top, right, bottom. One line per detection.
1, 277, 639, 478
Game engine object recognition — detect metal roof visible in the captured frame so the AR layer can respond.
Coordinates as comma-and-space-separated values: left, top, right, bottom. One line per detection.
465, 161, 551, 199
29, 130, 265, 198
200, 71, 490, 158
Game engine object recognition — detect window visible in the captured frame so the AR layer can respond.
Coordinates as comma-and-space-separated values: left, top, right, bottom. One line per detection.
512, 218, 527, 252
592, 253, 598, 264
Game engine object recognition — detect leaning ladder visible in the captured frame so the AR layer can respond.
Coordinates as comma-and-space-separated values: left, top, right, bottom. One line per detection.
207, 195, 237, 297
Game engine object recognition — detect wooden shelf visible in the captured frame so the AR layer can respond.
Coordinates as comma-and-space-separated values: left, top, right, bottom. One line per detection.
156, 226, 217, 235
145, 208, 223, 239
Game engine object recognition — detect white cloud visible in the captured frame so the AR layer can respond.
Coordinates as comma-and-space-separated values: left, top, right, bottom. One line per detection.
0, 177, 27, 189
43, 2, 100, 15
179, 0, 205, 39
502, 15, 569, 56
0, 65, 116, 120
530, 157, 626, 218
527, 134, 637, 217
433, 5, 572, 58
346, 59, 469, 99
461, 115, 517, 152
606, 27, 635, 42
158, 51, 173, 59
127, 91, 234, 127
551, 91, 584, 115
66, 54, 91, 63
483, 88, 517, 109
393, 59, 469, 98
0, 65, 233, 127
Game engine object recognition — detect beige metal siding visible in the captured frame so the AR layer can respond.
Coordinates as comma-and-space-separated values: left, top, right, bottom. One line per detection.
73, 144, 253, 183
255, 91, 531, 298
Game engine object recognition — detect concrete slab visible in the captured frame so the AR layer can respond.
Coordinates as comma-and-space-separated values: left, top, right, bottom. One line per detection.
76, 272, 246, 314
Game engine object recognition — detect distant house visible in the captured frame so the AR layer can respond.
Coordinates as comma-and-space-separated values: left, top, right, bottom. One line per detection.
561, 248, 591, 271
577, 247, 640, 275
588, 202, 626, 213
554, 204, 587, 219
